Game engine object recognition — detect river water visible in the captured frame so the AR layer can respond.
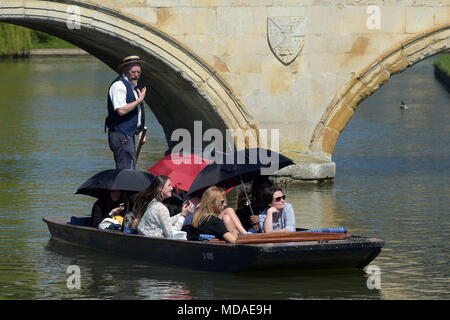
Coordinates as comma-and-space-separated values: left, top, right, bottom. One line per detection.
0, 55, 448, 300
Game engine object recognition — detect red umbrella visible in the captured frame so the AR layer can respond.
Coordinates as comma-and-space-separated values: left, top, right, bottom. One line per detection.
148, 153, 213, 192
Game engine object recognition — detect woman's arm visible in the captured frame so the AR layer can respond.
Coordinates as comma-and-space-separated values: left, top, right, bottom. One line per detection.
264, 207, 282, 233
204, 216, 237, 243
166, 202, 194, 232
222, 231, 238, 243
263, 210, 274, 233
131, 218, 139, 229
248, 215, 260, 232
153, 203, 185, 237
219, 207, 248, 234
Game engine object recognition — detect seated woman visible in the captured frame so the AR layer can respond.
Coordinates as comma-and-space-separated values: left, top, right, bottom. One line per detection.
91, 190, 125, 228
191, 186, 241, 243
132, 175, 194, 238
182, 193, 248, 236
258, 187, 296, 233
236, 176, 273, 232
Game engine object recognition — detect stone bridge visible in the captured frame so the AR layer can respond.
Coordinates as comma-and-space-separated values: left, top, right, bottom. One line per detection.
1, 0, 449, 182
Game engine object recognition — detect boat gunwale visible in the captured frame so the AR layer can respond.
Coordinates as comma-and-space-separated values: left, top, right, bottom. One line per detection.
43, 216, 385, 251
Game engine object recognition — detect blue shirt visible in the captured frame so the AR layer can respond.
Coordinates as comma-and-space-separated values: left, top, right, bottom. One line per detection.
259, 202, 296, 232
183, 202, 198, 225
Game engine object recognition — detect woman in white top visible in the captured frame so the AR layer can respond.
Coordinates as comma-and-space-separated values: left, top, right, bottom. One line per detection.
133, 175, 194, 238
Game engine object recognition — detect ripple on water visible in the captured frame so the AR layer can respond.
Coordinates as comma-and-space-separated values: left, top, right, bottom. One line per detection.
0, 56, 449, 300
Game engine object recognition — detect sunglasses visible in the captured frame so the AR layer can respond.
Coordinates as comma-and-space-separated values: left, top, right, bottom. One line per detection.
220, 200, 227, 206
273, 195, 286, 202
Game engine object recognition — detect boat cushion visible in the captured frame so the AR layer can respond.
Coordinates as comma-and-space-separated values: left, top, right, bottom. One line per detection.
70, 216, 93, 226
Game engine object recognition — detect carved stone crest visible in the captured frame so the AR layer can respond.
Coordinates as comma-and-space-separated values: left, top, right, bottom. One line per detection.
267, 17, 306, 66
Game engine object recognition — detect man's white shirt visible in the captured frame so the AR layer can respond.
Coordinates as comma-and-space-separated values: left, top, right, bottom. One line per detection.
108, 74, 142, 128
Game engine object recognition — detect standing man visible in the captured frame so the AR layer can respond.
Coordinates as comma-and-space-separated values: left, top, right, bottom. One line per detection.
105, 56, 147, 169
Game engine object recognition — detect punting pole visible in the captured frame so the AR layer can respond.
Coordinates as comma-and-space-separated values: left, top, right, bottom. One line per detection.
135, 126, 147, 164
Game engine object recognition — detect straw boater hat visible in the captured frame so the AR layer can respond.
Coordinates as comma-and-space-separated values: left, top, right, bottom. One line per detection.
118, 55, 144, 70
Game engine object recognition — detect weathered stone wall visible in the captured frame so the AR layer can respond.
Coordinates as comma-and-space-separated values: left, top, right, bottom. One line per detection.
1, 0, 449, 181
106, 1, 449, 162
310, 25, 449, 160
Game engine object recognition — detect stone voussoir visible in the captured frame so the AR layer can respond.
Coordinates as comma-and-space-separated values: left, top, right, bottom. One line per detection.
381, 49, 410, 75
327, 103, 354, 134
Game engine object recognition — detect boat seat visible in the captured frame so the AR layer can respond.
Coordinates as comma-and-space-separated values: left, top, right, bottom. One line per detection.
199, 234, 216, 241
70, 216, 92, 226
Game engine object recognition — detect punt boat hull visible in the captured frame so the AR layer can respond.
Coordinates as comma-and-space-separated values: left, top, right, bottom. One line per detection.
43, 216, 384, 273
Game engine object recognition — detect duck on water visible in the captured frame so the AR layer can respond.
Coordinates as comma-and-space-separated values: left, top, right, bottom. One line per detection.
400, 101, 409, 109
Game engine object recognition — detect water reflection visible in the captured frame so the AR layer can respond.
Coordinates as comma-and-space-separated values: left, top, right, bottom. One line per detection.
333, 54, 449, 300
0, 54, 448, 299
43, 239, 378, 300
283, 184, 342, 230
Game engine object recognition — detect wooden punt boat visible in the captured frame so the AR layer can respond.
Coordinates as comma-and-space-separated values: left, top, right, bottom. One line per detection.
43, 216, 384, 273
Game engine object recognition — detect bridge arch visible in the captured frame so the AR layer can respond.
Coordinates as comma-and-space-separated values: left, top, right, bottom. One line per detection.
309, 24, 450, 161
0, 0, 258, 150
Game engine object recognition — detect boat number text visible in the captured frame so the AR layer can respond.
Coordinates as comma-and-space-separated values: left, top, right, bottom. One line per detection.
202, 252, 214, 260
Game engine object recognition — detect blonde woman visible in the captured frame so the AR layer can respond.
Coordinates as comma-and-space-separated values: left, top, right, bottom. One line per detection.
192, 186, 240, 243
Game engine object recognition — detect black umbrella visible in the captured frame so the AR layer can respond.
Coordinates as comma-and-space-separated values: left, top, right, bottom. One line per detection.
187, 148, 294, 197
75, 169, 155, 198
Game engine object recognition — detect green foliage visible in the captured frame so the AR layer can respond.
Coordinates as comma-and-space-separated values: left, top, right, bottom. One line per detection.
31, 30, 54, 44
0, 23, 75, 56
30, 30, 76, 49
30, 37, 75, 49
433, 54, 450, 76
0, 23, 32, 55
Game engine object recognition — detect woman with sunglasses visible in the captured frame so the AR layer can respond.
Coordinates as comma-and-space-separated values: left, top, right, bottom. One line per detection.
191, 186, 241, 243
259, 187, 296, 233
